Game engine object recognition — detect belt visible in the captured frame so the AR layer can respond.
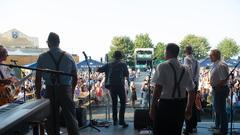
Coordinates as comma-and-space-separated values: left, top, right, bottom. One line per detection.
159, 98, 186, 102
46, 85, 71, 87
212, 85, 228, 89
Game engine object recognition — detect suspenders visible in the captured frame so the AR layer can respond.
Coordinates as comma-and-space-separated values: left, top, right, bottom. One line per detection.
168, 63, 185, 98
47, 51, 66, 84
193, 60, 198, 81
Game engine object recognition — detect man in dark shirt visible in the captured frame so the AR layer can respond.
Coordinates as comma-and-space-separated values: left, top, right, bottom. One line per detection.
35, 32, 79, 135
97, 50, 129, 128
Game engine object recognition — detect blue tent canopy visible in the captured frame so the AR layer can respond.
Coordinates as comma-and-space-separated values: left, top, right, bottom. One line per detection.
77, 59, 103, 69
199, 58, 240, 68
24, 62, 37, 68
225, 59, 240, 67
199, 58, 212, 67
24, 59, 104, 70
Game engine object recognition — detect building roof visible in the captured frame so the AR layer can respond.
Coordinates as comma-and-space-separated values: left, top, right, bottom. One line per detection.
7, 48, 48, 56
0, 28, 38, 48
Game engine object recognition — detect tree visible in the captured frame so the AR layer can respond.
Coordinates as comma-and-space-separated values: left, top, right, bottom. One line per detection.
179, 34, 211, 60
108, 36, 134, 66
217, 38, 239, 60
154, 42, 166, 60
134, 33, 154, 49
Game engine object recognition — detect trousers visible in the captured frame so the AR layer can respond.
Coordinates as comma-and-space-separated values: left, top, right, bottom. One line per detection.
45, 85, 79, 135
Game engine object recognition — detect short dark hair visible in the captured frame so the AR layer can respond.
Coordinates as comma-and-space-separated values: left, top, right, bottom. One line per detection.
0, 45, 8, 58
113, 50, 123, 60
47, 32, 60, 47
185, 45, 193, 55
211, 49, 221, 60
166, 43, 179, 57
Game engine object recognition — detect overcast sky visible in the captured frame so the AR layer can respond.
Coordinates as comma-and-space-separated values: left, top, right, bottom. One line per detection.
0, 0, 239, 61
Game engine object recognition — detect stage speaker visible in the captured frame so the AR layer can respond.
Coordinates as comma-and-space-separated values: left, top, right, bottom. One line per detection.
134, 109, 152, 130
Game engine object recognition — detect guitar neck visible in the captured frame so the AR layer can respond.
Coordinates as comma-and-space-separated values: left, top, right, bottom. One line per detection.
15, 73, 33, 87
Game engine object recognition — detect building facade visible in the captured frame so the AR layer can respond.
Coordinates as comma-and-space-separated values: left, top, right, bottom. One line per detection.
0, 29, 79, 66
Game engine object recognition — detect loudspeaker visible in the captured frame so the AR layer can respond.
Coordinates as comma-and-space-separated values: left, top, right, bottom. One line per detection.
134, 109, 152, 130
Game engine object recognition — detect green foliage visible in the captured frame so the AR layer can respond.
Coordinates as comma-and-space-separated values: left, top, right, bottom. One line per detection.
179, 34, 211, 60
154, 42, 166, 60
108, 36, 134, 66
217, 38, 240, 60
134, 33, 154, 49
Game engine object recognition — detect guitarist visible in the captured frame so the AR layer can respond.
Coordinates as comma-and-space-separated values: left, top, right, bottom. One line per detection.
0, 45, 18, 106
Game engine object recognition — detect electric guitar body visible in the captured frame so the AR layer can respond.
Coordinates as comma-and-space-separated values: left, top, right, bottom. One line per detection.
0, 73, 32, 105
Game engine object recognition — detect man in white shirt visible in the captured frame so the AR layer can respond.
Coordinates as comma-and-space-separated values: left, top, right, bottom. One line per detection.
149, 43, 195, 135
183, 45, 200, 135
210, 49, 229, 135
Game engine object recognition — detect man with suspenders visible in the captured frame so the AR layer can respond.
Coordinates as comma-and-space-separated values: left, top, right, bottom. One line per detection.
150, 43, 195, 135
35, 32, 79, 135
183, 45, 200, 135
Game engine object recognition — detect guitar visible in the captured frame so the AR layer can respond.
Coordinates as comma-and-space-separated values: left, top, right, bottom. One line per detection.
0, 73, 33, 105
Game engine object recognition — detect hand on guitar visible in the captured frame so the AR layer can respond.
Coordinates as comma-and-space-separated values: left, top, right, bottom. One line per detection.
1, 74, 31, 99
0, 78, 18, 105
0, 77, 18, 85
0, 77, 20, 95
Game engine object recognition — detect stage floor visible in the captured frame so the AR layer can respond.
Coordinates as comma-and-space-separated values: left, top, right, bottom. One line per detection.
26, 122, 240, 135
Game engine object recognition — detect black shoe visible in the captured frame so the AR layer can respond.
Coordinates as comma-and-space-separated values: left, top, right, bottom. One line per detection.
192, 128, 197, 133
113, 121, 118, 126
213, 131, 227, 135
182, 129, 193, 135
119, 122, 128, 128
209, 126, 219, 132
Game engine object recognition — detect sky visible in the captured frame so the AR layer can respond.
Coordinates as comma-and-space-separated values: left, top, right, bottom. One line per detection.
0, 0, 240, 61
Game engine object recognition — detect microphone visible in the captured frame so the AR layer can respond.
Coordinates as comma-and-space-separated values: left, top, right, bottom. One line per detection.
10, 59, 18, 63
82, 51, 88, 60
105, 54, 109, 63
11, 59, 18, 65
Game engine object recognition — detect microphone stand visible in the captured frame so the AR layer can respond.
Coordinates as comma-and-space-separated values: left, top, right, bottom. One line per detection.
11, 61, 27, 102
0, 63, 74, 76
225, 60, 240, 135
229, 75, 236, 135
146, 65, 153, 133
80, 56, 100, 132
104, 55, 111, 124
